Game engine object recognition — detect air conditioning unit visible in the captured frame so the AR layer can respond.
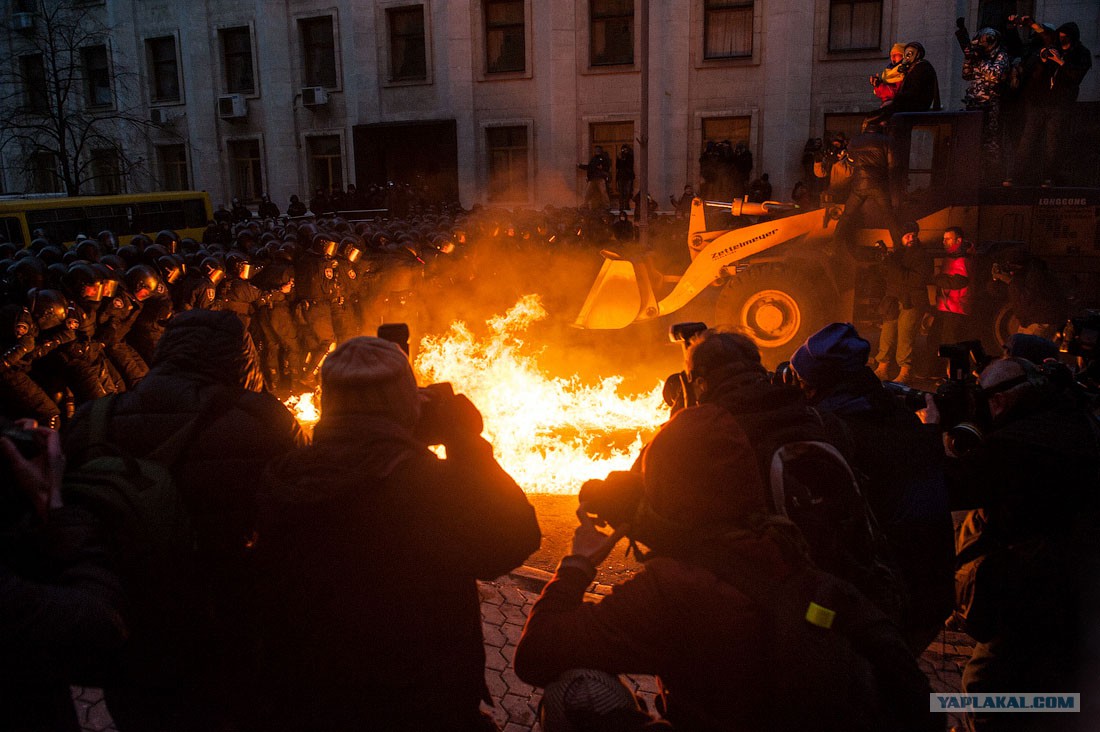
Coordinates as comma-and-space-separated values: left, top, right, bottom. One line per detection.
149, 108, 174, 125
12, 12, 35, 32
301, 86, 329, 107
217, 93, 247, 120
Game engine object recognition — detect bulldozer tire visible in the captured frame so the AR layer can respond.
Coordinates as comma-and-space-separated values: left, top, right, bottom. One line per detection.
714, 267, 829, 367
987, 300, 1020, 353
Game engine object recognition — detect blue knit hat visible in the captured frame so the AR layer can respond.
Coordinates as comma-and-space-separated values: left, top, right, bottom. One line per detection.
790, 323, 870, 388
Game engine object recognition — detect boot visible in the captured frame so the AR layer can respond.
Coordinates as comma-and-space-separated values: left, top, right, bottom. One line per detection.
874, 361, 891, 380
896, 364, 913, 384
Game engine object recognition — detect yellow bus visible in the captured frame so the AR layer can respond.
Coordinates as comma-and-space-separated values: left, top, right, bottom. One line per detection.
0, 191, 212, 247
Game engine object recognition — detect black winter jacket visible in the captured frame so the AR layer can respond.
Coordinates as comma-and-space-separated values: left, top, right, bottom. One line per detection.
256, 411, 540, 732
61, 310, 305, 731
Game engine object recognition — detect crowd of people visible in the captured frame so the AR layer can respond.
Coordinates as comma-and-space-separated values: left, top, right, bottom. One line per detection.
0, 201, 700, 431
2, 11, 1098, 732
4, 276, 1098, 730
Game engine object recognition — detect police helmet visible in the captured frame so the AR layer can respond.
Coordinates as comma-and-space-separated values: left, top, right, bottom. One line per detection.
124, 265, 163, 301
27, 288, 69, 331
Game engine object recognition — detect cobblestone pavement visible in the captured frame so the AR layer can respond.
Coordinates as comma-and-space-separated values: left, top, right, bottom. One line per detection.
75, 568, 973, 732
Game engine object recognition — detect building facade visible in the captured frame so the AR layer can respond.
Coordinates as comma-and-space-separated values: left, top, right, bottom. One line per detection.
1, 0, 1097, 209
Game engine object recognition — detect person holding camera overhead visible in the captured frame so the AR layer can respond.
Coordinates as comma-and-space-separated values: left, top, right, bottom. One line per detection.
255, 336, 540, 732
960, 26, 1010, 183
1003, 16, 1091, 187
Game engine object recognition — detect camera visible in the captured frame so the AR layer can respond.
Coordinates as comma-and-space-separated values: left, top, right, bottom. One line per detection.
669, 321, 707, 347
662, 322, 710, 413
883, 341, 993, 455
377, 322, 410, 355
414, 382, 484, 447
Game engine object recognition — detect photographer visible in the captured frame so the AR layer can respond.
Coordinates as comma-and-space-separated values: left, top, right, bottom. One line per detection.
1007, 18, 1091, 186
960, 27, 1010, 182
255, 336, 540, 732
875, 221, 932, 383
1, 421, 125, 731
789, 323, 954, 653
925, 357, 1100, 730
515, 405, 933, 732
812, 133, 853, 199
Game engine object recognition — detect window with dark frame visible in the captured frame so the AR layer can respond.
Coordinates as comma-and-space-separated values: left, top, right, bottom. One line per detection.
147, 36, 180, 102
486, 126, 528, 202
828, 0, 882, 52
307, 136, 344, 194
300, 16, 338, 88
89, 149, 121, 195
704, 0, 753, 59
157, 144, 189, 190
20, 55, 48, 113
387, 6, 427, 81
977, 0, 1034, 30
823, 112, 866, 144
81, 45, 112, 108
30, 151, 60, 193
485, 0, 525, 74
590, 0, 633, 67
589, 121, 634, 181
220, 26, 255, 94
228, 139, 263, 202
702, 116, 750, 148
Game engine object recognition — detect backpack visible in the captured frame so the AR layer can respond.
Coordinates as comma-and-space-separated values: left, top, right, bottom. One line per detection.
718, 553, 936, 732
63, 392, 236, 681
746, 406, 909, 624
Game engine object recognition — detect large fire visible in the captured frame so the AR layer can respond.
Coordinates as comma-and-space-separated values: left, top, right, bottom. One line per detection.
286, 295, 667, 494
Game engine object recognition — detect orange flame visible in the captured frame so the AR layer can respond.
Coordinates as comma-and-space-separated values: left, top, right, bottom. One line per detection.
287, 295, 667, 494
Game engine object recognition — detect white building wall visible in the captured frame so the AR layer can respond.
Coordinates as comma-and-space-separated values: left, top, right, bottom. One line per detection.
2, 0, 1097, 207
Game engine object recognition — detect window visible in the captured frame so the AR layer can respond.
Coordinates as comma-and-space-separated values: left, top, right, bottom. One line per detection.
30, 152, 60, 193
977, 0, 1034, 30
485, 0, 524, 74
828, 0, 882, 52
307, 136, 343, 194
704, 0, 753, 59
147, 36, 180, 102
300, 16, 337, 88
228, 139, 263, 202
702, 116, 750, 149
590, 121, 634, 180
387, 6, 427, 81
157, 144, 189, 190
220, 27, 255, 94
20, 55, 48, 113
590, 0, 633, 66
89, 149, 121, 195
823, 113, 866, 143
486, 126, 528, 202
81, 45, 112, 108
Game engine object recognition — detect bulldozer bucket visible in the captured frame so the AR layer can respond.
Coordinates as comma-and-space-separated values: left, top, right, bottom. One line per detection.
573, 251, 654, 329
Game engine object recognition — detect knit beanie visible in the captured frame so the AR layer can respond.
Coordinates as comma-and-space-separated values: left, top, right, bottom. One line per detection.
790, 322, 871, 389
641, 404, 766, 529
320, 336, 420, 425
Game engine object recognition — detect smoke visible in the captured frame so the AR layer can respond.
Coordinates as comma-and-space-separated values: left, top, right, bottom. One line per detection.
414, 237, 684, 393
